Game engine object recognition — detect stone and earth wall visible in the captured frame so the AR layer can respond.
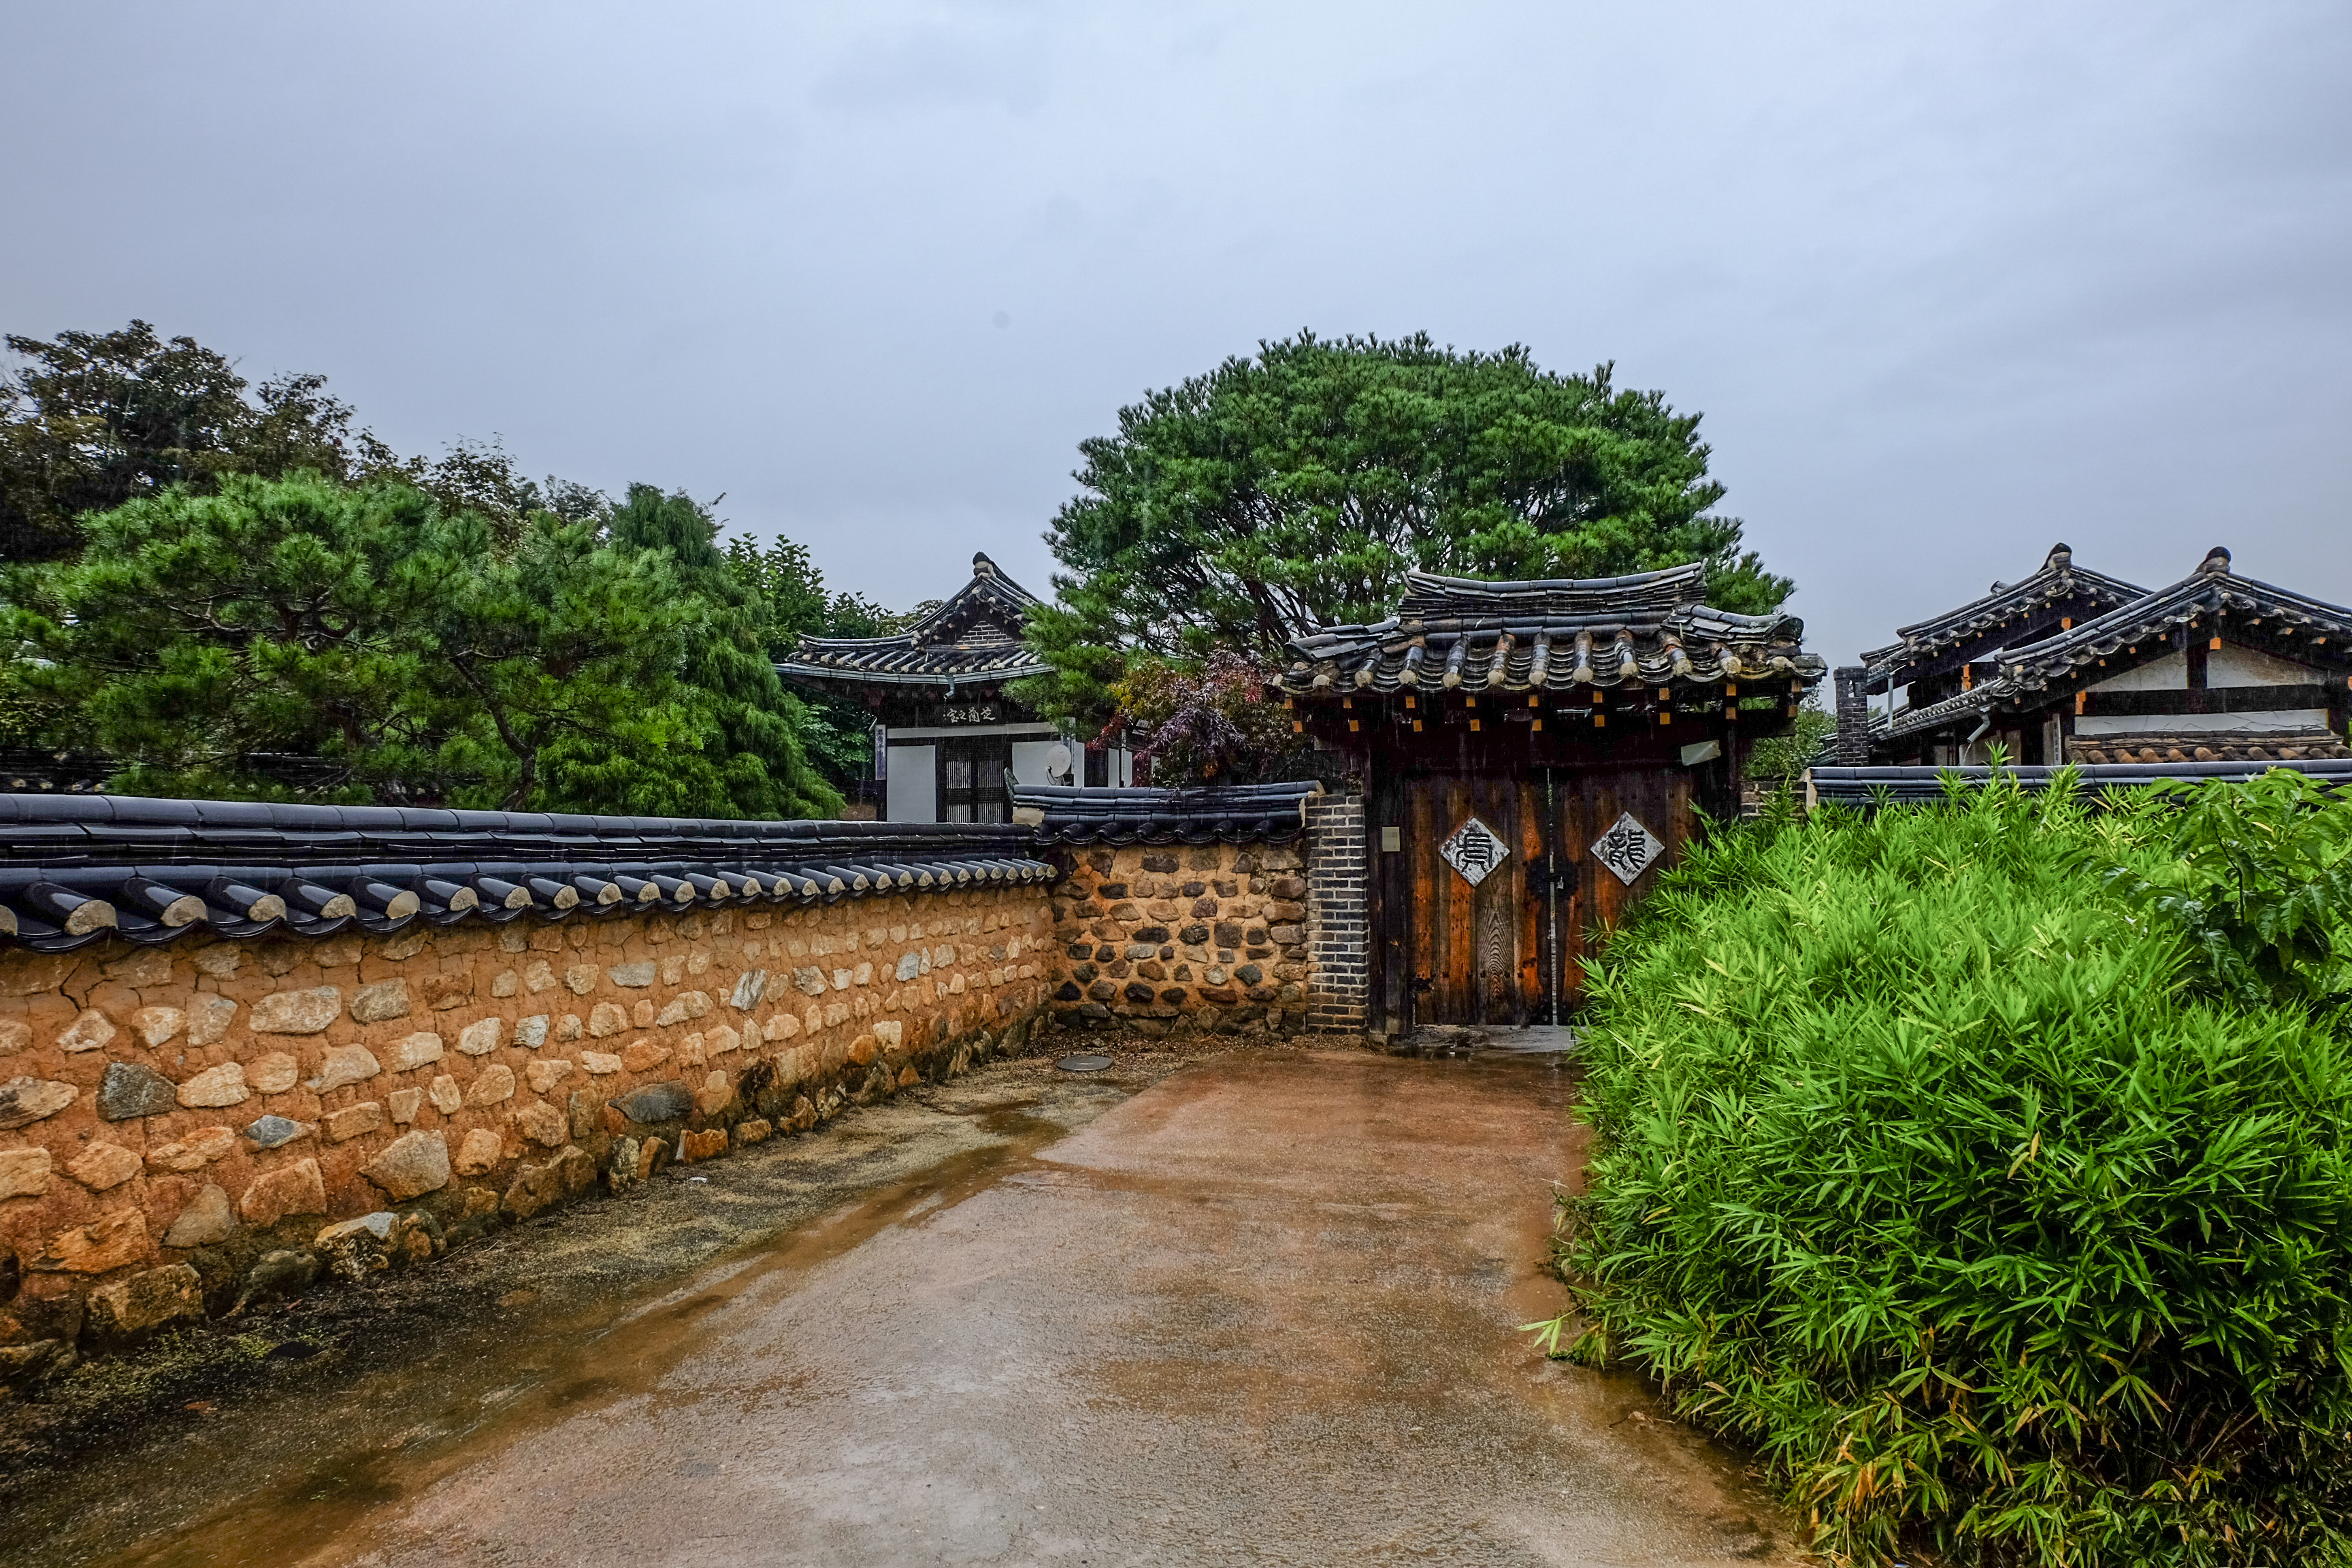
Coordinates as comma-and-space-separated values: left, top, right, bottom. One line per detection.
0, 794, 1380, 1375
0, 887, 1051, 1373
1044, 834, 1356, 1035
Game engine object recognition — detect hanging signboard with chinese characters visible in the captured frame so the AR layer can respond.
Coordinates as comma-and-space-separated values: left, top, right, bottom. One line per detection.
938, 703, 1000, 725
1439, 815, 1509, 887
1590, 811, 1665, 885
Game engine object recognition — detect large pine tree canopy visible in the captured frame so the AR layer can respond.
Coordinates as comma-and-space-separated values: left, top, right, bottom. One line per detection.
1021, 331, 1790, 728
0, 323, 872, 817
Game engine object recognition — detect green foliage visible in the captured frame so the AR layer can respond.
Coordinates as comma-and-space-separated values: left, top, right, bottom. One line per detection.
722, 534, 921, 653
2104, 770, 2352, 1012
1024, 331, 1790, 727
1, 472, 838, 815
1744, 693, 1838, 782
602, 485, 840, 819
0, 321, 359, 562
0, 321, 874, 817
0, 319, 610, 566
721, 532, 928, 789
1543, 772, 2352, 1567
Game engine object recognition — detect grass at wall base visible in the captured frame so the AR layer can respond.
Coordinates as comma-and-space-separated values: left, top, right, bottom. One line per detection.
1531, 768, 2352, 1567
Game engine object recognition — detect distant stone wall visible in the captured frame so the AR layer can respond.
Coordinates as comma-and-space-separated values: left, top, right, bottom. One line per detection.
1046, 840, 1322, 1035
0, 887, 1049, 1365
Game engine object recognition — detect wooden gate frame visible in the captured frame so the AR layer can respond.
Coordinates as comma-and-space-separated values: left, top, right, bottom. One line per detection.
1277, 564, 1824, 1034
1369, 758, 1706, 1032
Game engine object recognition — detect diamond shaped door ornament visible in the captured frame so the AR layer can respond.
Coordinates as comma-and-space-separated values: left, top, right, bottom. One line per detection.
1439, 815, 1509, 887
1590, 812, 1665, 885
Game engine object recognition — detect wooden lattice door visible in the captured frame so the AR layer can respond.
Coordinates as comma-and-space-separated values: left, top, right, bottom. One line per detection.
938, 736, 1011, 823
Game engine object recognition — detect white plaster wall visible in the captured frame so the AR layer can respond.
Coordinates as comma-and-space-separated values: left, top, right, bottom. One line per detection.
1009, 740, 1063, 789
2211, 642, 2322, 686
2087, 651, 2186, 692
887, 743, 936, 821
2075, 711, 2329, 736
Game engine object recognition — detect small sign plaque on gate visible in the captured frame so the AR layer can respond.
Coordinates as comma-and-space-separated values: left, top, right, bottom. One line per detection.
1439, 815, 1509, 887
1590, 812, 1665, 885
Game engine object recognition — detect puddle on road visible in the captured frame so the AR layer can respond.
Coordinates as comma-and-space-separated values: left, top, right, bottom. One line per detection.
10, 1073, 1114, 1568
14, 1049, 1776, 1568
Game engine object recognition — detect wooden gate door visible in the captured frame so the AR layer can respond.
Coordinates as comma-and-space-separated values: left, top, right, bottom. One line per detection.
1544, 765, 1693, 1006
1374, 764, 1696, 1030
1376, 770, 1546, 1027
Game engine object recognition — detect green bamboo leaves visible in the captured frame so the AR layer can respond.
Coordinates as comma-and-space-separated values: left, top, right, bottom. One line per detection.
1547, 772, 2352, 1567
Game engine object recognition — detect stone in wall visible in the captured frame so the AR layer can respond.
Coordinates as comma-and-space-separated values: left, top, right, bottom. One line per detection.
1045, 841, 1313, 1037
0, 881, 1052, 1363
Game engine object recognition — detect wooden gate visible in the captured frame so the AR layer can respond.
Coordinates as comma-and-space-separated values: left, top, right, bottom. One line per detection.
1373, 764, 1695, 1028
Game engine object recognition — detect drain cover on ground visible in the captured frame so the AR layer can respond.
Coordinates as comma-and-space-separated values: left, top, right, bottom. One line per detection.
1056, 1054, 1113, 1073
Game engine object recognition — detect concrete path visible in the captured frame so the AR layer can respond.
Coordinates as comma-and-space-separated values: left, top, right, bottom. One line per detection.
65, 1048, 1793, 1567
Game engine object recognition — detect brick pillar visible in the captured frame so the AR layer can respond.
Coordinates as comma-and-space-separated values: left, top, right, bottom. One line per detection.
1833, 666, 1871, 764
1303, 794, 1370, 1033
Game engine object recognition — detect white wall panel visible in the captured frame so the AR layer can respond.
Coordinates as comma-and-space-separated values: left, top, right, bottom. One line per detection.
886, 744, 936, 821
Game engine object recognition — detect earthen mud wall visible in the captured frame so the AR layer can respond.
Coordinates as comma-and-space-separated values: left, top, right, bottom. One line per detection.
1047, 840, 1339, 1033
0, 887, 1049, 1363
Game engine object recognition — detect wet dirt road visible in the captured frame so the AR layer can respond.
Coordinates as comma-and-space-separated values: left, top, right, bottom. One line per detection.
56, 1047, 1793, 1567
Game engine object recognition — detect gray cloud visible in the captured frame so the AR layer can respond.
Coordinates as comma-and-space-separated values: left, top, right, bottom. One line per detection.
3, 0, 2344, 666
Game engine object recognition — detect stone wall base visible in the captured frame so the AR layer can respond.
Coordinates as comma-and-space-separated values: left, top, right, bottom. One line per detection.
0, 890, 1048, 1371
1045, 842, 1316, 1036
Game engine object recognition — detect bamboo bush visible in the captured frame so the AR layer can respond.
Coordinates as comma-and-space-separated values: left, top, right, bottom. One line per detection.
1542, 769, 2352, 1567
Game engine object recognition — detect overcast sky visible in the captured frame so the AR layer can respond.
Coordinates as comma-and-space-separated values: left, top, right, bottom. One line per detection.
5, 1, 2347, 668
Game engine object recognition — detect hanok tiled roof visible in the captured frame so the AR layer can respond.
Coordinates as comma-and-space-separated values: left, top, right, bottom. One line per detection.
1279, 563, 1823, 695
1011, 781, 1323, 845
2002, 551, 2352, 694
1884, 549, 2352, 740
1860, 544, 2146, 689
0, 795, 1055, 954
776, 552, 1051, 689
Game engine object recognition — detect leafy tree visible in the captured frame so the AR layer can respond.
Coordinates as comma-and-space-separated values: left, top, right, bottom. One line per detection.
0, 472, 822, 815
0, 321, 359, 562
352, 434, 608, 549
0, 320, 605, 565
3, 472, 451, 798
604, 485, 840, 819
1742, 693, 1836, 783
423, 506, 717, 813
1022, 331, 1790, 727
723, 533, 932, 789
1111, 653, 1304, 785
725, 534, 928, 649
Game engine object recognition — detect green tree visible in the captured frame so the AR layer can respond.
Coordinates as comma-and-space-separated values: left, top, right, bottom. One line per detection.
3, 472, 453, 798
0, 320, 606, 566
605, 485, 841, 819
1742, 693, 1836, 783
423, 506, 717, 813
0, 472, 813, 814
725, 534, 929, 649
723, 533, 931, 789
1022, 331, 1790, 727
0, 321, 359, 563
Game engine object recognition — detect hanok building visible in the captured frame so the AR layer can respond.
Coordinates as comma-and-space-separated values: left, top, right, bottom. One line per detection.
1846, 544, 2352, 766
1281, 563, 1823, 1031
775, 553, 1132, 823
